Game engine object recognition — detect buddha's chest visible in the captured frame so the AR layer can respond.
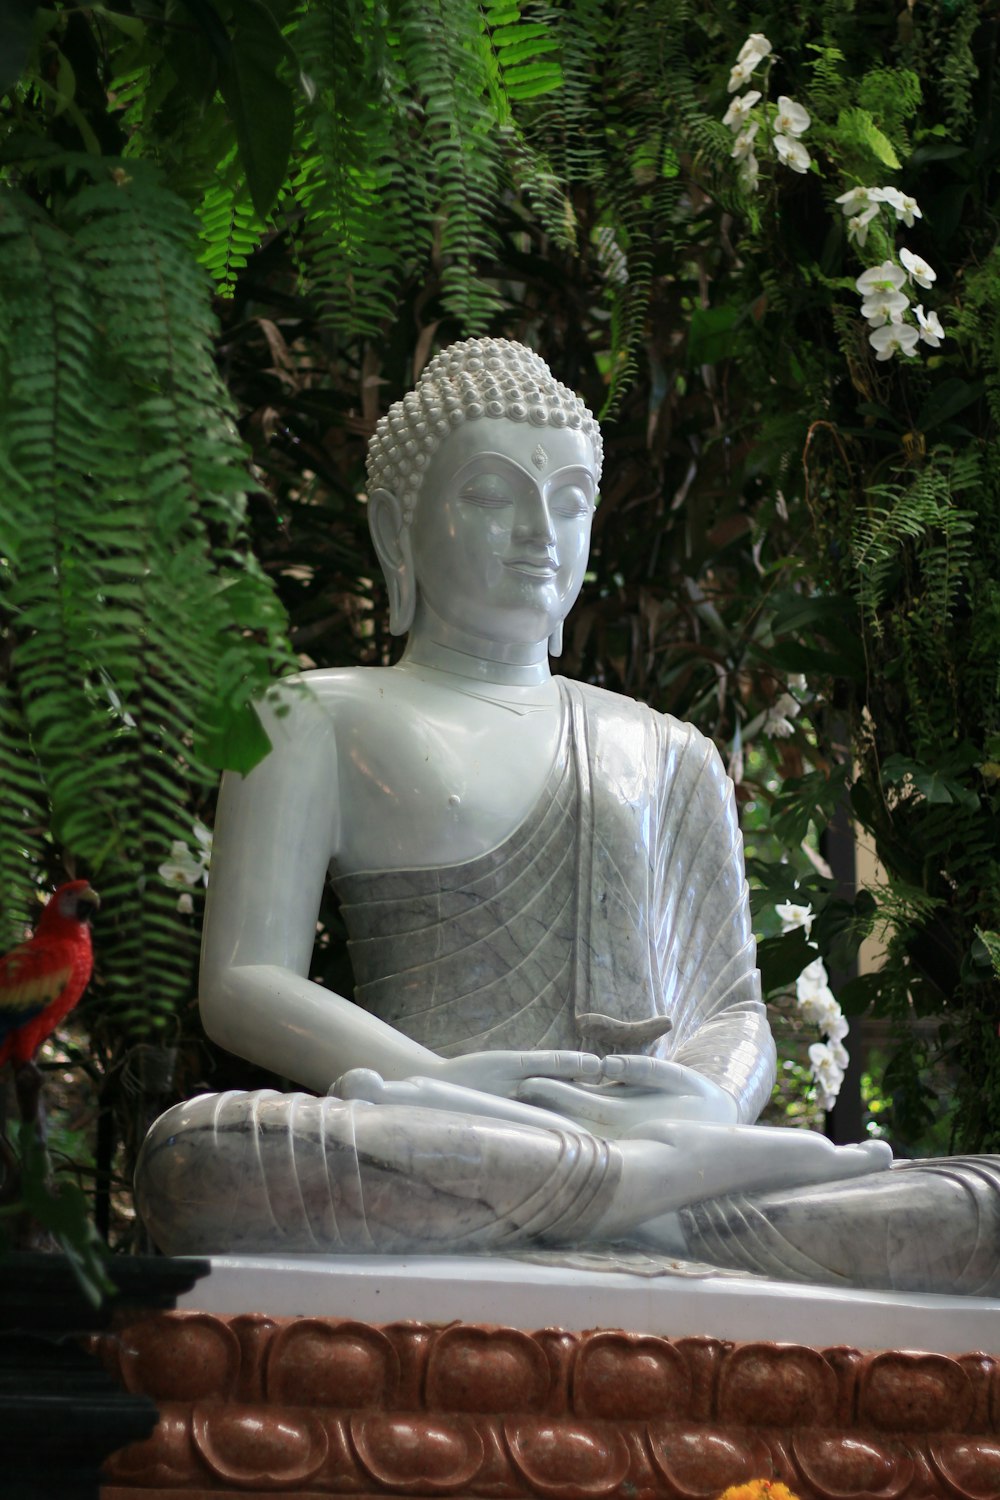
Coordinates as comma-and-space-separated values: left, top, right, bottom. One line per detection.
333, 686, 565, 872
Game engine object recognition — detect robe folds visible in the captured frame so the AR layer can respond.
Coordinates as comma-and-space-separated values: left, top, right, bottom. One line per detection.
138, 681, 775, 1257
136, 682, 1000, 1296
333, 679, 775, 1123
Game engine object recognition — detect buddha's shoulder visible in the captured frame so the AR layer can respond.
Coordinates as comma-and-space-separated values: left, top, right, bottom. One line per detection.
262, 667, 418, 729
563, 677, 712, 747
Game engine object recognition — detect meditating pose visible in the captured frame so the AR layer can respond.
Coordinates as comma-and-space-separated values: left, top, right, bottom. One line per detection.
137, 338, 1000, 1294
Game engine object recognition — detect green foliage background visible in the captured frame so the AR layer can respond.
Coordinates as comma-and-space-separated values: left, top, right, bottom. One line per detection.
1, 0, 999, 1241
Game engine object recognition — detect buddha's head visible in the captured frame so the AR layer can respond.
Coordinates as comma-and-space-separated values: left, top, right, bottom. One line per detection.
367, 338, 603, 651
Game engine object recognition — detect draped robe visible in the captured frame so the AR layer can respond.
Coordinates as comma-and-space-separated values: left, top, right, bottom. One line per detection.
334, 679, 775, 1120
136, 683, 1000, 1295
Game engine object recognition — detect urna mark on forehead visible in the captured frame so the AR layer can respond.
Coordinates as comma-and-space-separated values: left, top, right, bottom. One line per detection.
366, 337, 603, 525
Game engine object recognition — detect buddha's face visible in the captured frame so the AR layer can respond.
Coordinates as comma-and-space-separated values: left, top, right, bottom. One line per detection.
408, 418, 597, 648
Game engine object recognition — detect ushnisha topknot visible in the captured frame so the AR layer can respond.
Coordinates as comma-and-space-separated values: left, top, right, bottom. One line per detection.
366, 337, 603, 525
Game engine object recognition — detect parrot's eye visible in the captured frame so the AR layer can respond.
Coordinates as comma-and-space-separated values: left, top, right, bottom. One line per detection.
70, 889, 100, 920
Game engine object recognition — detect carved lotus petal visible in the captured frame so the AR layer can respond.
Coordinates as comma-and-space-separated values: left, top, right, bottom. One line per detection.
718, 1343, 837, 1426
793, 1433, 912, 1498
573, 1331, 691, 1420
103, 1405, 196, 1488
266, 1318, 399, 1407
505, 1418, 629, 1497
351, 1413, 484, 1491
647, 1426, 773, 1497
426, 1325, 550, 1413
118, 1312, 240, 1402
860, 1353, 973, 1432
929, 1437, 1000, 1499
192, 1402, 328, 1485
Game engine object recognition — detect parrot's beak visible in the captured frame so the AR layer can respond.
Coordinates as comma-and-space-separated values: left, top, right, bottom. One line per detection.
77, 886, 101, 919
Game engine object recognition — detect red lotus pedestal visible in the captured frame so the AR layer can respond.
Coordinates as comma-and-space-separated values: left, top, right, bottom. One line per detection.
95, 1258, 1000, 1500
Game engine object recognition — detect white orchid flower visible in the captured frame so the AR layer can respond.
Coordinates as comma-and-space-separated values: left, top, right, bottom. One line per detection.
856, 260, 906, 296
158, 839, 204, 888
723, 90, 761, 129
898, 196, 921, 227
915, 304, 945, 347
809, 1044, 843, 1082
773, 134, 811, 173
775, 96, 810, 136
158, 821, 212, 912
826, 1011, 851, 1045
776, 902, 815, 936
797, 955, 830, 988
738, 32, 772, 64
877, 186, 904, 212
804, 993, 845, 1035
861, 288, 910, 326
731, 121, 759, 161
836, 185, 879, 217
846, 204, 880, 247
738, 150, 760, 192
869, 322, 920, 360
879, 186, 922, 226
728, 56, 764, 92
808, 1041, 845, 1108
900, 248, 936, 289
828, 1037, 850, 1070
763, 691, 801, 738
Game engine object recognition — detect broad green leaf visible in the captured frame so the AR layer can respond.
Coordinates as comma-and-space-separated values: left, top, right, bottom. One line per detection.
217, 0, 295, 218
687, 305, 741, 367
0, 0, 38, 95
881, 753, 980, 808
199, 699, 273, 774
917, 378, 984, 433
755, 928, 817, 997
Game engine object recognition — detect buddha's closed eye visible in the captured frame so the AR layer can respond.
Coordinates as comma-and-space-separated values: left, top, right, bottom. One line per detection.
550, 484, 591, 517
460, 477, 514, 507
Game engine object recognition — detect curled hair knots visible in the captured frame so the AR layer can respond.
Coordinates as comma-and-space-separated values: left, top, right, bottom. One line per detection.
366, 337, 603, 523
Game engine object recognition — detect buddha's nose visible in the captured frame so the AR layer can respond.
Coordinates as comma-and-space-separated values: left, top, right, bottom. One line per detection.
513, 490, 556, 545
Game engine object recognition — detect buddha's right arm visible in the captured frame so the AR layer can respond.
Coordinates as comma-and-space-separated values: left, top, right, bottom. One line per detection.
198, 681, 443, 1093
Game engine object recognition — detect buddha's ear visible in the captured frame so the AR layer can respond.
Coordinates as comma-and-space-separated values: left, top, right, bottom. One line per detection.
368, 488, 416, 636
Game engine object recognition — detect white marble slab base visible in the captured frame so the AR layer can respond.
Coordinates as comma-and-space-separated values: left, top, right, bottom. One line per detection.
177, 1253, 1000, 1354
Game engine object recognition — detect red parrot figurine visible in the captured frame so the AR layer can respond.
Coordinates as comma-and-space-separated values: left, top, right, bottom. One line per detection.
0, 880, 100, 1070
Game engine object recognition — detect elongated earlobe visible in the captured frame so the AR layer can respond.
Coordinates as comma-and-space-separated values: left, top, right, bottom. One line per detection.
369, 488, 416, 635
548, 621, 564, 657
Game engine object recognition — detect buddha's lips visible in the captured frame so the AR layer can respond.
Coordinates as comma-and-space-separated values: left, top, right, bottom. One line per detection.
504, 557, 558, 577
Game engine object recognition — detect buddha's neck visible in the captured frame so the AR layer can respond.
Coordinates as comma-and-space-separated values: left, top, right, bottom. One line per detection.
401, 610, 554, 687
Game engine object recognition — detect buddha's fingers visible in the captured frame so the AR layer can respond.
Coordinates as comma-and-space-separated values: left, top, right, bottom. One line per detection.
333, 1066, 594, 1134
435, 1049, 604, 1094
600, 1055, 725, 1095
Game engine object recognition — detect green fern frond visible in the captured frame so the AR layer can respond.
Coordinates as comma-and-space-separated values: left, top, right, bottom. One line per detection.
0, 163, 291, 1035
937, 2, 979, 135
483, 2, 564, 105
198, 165, 264, 297
854, 452, 978, 629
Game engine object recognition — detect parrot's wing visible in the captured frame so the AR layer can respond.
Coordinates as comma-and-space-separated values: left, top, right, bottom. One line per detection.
0, 941, 73, 1042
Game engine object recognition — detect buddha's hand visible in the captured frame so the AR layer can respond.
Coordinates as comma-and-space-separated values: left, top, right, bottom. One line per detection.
433, 1049, 605, 1097
331, 1058, 600, 1135
515, 1056, 739, 1137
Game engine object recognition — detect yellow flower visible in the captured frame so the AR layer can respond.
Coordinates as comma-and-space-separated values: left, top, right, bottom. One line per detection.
718, 1483, 801, 1500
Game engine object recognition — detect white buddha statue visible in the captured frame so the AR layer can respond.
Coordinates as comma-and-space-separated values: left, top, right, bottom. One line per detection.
136, 339, 1000, 1294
